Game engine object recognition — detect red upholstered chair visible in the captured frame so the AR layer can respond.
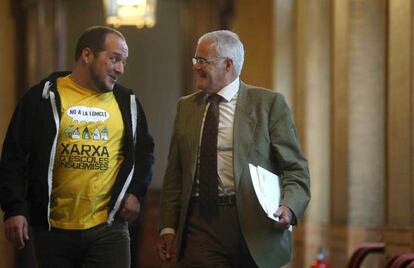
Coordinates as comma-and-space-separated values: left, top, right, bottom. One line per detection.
347, 242, 385, 268
407, 259, 414, 268
389, 254, 414, 268
384, 256, 399, 268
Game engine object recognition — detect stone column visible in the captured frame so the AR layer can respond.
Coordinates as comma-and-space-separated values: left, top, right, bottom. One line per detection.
347, 0, 386, 228
297, 0, 332, 265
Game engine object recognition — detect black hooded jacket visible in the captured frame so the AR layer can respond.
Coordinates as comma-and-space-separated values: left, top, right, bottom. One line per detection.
0, 71, 154, 228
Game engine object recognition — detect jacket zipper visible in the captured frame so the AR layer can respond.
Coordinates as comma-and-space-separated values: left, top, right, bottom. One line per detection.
107, 94, 138, 224
42, 81, 60, 230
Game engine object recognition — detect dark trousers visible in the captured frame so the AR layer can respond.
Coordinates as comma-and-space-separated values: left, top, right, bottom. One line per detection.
180, 201, 258, 268
32, 219, 130, 268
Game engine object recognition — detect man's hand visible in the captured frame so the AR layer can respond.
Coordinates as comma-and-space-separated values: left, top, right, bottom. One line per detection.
273, 205, 293, 230
157, 233, 175, 262
119, 193, 141, 224
4, 215, 29, 250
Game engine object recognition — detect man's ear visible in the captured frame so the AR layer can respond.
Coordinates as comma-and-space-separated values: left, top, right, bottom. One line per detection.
225, 58, 234, 71
81, 47, 94, 64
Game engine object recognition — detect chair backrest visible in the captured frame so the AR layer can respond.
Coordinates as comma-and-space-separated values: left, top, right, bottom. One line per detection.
347, 242, 385, 268
390, 254, 414, 268
384, 256, 399, 268
407, 259, 414, 268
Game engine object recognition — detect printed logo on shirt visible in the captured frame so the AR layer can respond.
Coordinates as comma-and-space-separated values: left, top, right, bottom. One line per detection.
57, 143, 109, 170
63, 106, 110, 141
57, 106, 112, 171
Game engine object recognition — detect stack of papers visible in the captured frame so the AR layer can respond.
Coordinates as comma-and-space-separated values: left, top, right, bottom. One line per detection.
249, 164, 292, 231
249, 164, 280, 221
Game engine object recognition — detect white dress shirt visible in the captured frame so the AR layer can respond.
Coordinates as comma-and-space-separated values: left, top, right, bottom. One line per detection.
196, 78, 239, 195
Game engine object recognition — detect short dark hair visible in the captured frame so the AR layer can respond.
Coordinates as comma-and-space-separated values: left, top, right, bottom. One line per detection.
74, 26, 125, 61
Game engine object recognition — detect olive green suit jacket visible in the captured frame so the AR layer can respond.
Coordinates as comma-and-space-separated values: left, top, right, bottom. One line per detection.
160, 82, 311, 267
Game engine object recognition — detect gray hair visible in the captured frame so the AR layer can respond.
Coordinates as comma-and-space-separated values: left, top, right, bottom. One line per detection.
198, 30, 245, 76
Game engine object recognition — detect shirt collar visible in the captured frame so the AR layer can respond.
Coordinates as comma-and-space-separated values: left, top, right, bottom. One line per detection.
216, 78, 240, 102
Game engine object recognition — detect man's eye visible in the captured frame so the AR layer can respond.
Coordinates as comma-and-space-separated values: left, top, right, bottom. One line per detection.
109, 55, 127, 66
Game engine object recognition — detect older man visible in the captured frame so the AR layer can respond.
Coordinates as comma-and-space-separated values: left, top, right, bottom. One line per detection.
157, 30, 310, 267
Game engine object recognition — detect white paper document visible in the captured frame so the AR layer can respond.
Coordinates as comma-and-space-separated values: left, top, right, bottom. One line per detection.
249, 164, 292, 231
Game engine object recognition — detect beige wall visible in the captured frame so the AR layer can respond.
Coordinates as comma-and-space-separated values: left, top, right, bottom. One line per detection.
0, 0, 16, 266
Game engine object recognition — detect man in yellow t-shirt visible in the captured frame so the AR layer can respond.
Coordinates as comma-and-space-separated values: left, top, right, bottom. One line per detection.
0, 26, 154, 268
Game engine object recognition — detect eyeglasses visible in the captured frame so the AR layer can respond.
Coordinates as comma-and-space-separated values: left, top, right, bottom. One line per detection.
192, 56, 225, 65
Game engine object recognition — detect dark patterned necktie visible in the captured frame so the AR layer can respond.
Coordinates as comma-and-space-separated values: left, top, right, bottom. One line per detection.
199, 94, 222, 220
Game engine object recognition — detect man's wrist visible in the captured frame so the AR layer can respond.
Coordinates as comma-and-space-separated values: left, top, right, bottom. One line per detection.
281, 205, 297, 225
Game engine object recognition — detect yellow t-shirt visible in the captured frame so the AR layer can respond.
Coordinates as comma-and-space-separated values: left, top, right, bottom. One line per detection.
50, 75, 124, 229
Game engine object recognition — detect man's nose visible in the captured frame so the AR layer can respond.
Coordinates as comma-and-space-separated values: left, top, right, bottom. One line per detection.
192, 63, 201, 71
115, 62, 124, 74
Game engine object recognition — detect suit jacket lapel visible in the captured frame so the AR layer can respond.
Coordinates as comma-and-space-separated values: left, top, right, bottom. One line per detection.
233, 82, 256, 189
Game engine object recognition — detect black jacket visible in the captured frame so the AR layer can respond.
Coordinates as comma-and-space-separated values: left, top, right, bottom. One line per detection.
0, 71, 154, 228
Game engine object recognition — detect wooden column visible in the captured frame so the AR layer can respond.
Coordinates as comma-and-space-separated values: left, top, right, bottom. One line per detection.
273, 0, 294, 106
0, 0, 17, 267
331, 0, 349, 227
293, 0, 307, 142
329, 0, 351, 261
299, 0, 332, 265
181, 0, 235, 95
385, 0, 414, 256
232, 0, 273, 89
